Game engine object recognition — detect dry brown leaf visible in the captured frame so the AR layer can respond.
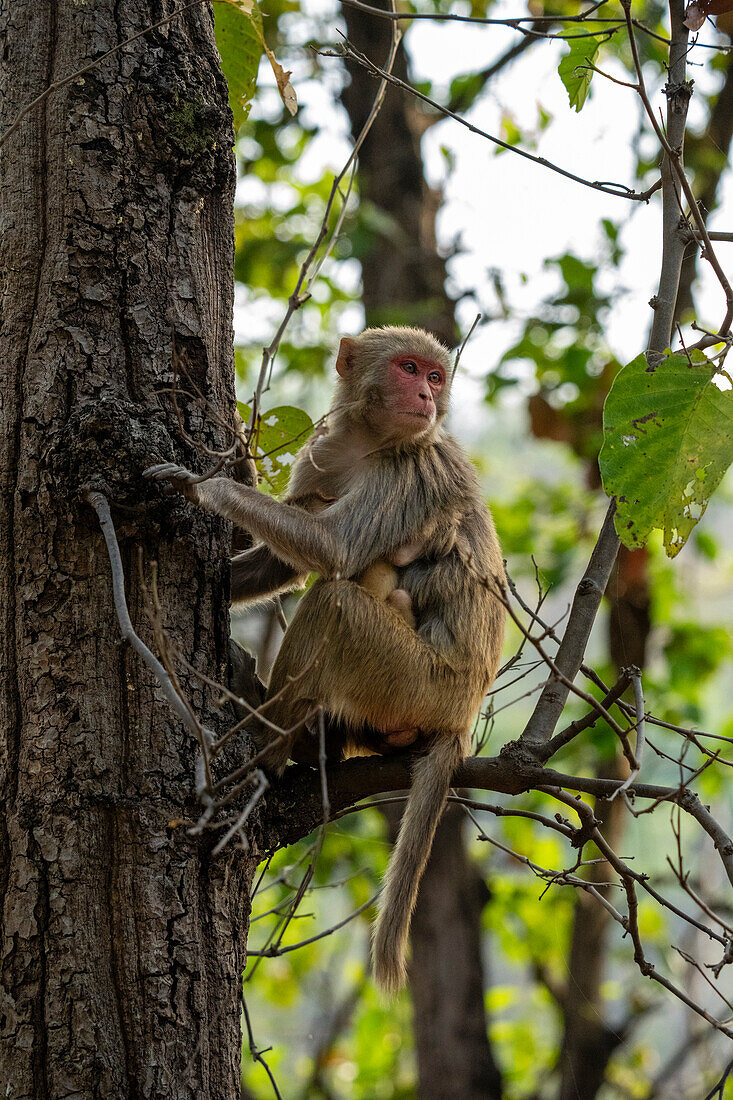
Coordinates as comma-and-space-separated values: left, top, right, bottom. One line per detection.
684, 0, 733, 29
268, 53, 298, 116
252, 23, 298, 115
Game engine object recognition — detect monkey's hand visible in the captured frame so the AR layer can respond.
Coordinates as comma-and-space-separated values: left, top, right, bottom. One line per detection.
143, 463, 202, 503
389, 539, 424, 568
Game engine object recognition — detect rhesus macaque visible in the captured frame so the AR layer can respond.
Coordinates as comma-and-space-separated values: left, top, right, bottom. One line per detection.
145, 326, 506, 993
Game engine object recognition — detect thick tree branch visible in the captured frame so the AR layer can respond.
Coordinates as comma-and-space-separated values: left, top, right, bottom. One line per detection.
259, 751, 733, 882
520, 501, 620, 752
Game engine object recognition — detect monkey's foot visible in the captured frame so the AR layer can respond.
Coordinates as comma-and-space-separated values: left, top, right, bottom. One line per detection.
143, 462, 199, 485
382, 727, 419, 748
386, 588, 415, 628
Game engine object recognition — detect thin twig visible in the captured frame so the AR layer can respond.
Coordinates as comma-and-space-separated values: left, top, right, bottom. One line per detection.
211, 770, 269, 856
622, 0, 733, 347
544, 671, 632, 758
451, 313, 481, 381
336, 0, 668, 45
242, 994, 284, 1100
608, 670, 645, 800
519, 500, 620, 752
331, 39, 660, 203
317, 708, 330, 826
247, 892, 380, 957
248, 5, 403, 429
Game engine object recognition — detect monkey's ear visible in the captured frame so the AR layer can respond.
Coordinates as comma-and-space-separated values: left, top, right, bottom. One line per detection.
336, 337, 356, 377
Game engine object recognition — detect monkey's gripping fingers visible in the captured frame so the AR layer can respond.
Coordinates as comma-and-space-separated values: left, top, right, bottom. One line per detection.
143, 463, 201, 502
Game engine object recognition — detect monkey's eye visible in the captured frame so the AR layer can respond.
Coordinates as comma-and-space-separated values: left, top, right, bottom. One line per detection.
428, 370, 443, 385
401, 359, 418, 374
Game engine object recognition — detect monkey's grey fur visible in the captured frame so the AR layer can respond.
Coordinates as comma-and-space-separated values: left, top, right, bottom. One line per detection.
145, 325, 505, 994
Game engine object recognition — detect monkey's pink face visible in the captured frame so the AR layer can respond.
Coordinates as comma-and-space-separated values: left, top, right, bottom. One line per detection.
384, 354, 447, 433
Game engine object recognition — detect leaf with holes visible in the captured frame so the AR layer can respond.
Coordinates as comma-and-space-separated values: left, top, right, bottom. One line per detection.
558, 33, 603, 112
218, 0, 254, 12
249, 405, 314, 494
214, 0, 261, 132
599, 350, 733, 557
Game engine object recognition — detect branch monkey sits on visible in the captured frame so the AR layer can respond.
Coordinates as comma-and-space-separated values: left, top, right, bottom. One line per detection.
146, 326, 506, 993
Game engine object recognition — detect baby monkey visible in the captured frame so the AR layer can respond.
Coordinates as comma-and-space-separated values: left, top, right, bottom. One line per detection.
359, 560, 415, 629
146, 325, 505, 993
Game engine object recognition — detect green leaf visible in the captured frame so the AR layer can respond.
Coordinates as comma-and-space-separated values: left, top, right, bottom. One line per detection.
214, 1, 263, 132
251, 405, 314, 493
496, 112, 522, 156
558, 33, 602, 112
599, 350, 733, 557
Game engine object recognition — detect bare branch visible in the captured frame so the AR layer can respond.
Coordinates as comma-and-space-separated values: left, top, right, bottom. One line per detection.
608, 670, 645, 800
329, 40, 659, 203
622, 0, 733, 351
248, 4, 403, 427
520, 500, 619, 751
543, 670, 632, 758
246, 892, 379, 957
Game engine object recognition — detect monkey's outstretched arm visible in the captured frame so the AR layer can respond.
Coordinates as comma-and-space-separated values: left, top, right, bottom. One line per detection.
144, 464, 441, 578
145, 466, 342, 574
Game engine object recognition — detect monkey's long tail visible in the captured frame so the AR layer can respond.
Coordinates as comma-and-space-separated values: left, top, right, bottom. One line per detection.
371, 735, 464, 996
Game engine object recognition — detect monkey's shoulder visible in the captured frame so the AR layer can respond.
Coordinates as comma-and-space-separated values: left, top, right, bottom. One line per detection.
286, 433, 359, 504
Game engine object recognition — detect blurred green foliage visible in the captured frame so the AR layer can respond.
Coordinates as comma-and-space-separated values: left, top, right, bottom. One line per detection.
216, 3, 733, 1095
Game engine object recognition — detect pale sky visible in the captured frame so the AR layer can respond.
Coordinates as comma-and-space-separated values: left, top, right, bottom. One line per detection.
237, 0, 733, 398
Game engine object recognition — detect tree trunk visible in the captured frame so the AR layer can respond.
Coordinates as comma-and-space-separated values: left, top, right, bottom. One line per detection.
409, 808, 503, 1100
556, 774, 633, 1100
341, 0, 456, 345
0, 3, 252, 1096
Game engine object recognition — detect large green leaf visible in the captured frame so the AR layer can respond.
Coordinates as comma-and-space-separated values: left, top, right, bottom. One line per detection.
558, 33, 602, 112
238, 403, 314, 494
599, 350, 733, 557
214, 1, 262, 132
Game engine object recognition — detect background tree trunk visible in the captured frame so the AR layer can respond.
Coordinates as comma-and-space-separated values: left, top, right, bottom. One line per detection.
409, 808, 503, 1100
342, 1, 456, 345
556, 545, 652, 1100
0, 3, 252, 1096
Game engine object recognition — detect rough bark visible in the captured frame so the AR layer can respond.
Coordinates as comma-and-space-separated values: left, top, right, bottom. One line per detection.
339, 6, 499, 1093
0, 3, 252, 1097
